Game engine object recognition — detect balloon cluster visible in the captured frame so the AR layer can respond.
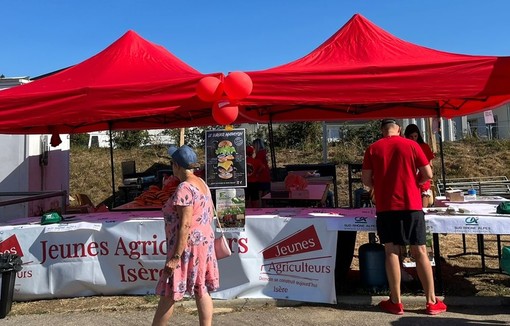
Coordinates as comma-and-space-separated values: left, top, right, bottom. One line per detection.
196, 72, 253, 125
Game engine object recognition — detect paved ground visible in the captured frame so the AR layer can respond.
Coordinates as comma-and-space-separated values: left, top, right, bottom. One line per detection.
2, 296, 510, 325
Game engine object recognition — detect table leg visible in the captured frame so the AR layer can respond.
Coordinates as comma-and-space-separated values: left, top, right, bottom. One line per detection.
448, 234, 482, 258
335, 231, 357, 292
497, 235, 502, 272
459, 234, 502, 276
462, 234, 467, 253
478, 234, 486, 272
432, 233, 443, 295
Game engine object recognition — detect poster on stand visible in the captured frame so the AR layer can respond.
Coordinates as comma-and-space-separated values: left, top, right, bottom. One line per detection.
215, 188, 246, 229
205, 129, 247, 189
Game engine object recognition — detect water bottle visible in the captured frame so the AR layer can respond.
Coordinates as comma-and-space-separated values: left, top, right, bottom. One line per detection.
466, 188, 477, 201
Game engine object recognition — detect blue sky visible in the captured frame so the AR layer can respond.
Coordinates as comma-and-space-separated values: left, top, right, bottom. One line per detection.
2, 1, 510, 78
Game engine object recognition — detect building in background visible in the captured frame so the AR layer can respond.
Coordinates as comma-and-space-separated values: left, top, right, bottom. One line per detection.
0, 76, 70, 221
452, 104, 510, 140
87, 130, 175, 148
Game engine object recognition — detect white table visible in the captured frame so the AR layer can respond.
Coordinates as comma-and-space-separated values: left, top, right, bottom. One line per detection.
261, 184, 330, 207
426, 200, 510, 288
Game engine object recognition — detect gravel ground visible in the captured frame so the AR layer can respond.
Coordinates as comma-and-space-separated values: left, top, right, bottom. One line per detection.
2, 302, 510, 326
2, 297, 510, 326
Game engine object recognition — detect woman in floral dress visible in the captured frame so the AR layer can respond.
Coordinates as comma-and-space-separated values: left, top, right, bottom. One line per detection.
152, 145, 220, 326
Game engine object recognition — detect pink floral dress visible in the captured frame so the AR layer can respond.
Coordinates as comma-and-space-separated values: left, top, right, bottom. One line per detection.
156, 181, 220, 300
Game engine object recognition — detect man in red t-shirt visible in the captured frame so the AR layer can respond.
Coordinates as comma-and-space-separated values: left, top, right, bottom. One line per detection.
361, 119, 446, 316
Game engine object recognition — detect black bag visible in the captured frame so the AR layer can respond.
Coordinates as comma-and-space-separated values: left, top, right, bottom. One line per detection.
0, 253, 23, 273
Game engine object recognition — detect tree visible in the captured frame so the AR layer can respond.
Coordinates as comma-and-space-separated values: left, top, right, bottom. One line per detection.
163, 126, 217, 148
70, 133, 90, 148
112, 131, 150, 149
273, 122, 322, 150
339, 121, 381, 148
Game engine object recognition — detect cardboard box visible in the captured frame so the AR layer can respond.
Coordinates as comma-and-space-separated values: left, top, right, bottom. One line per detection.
271, 191, 290, 198
270, 182, 289, 198
445, 189, 464, 202
290, 189, 309, 199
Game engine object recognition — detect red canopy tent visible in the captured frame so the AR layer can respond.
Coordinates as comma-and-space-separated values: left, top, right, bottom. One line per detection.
0, 30, 221, 134
1, 15, 510, 131
230, 15, 510, 294
0, 30, 225, 207
236, 14, 510, 123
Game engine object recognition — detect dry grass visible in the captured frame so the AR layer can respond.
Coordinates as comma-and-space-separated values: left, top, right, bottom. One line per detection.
10, 296, 161, 316
69, 146, 173, 206
69, 139, 510, 208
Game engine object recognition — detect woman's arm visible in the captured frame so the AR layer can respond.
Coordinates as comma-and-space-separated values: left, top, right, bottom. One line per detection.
164, 205, 193, 273
418, 164, 433, 185
361, 169, 373, 188
174, 205, 193, 257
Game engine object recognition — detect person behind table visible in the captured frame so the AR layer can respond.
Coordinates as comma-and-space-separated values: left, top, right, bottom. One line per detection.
152, 145, 220, 326
252, 138, 271, 197
245, 145, 263, 208
401, 123, 436, 281
361, 119, 446, 316
404, 124, 435, 208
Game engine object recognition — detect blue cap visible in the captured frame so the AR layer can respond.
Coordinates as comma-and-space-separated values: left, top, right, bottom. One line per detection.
168, 145, 198, 169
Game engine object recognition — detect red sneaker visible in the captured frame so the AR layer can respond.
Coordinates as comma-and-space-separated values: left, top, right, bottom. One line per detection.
426, 299, 447, 315
379, 299, 404, 315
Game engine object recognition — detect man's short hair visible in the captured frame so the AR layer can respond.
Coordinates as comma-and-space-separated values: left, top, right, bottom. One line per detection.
380, 119, 398, 128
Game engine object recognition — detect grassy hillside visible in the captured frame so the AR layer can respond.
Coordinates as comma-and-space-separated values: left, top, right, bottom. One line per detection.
69, 139, 510, 208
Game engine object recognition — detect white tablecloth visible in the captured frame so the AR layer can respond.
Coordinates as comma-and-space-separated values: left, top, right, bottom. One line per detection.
1, 206, 508, 302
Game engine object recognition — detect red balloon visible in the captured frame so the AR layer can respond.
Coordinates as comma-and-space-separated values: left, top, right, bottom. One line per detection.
196, 76, 224, 102
223, 71, 253, 100
212, 100, 239, 125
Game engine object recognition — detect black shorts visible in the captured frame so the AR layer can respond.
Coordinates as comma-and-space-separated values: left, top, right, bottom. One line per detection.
376, 210, 426, 246
245, 183, 260, 200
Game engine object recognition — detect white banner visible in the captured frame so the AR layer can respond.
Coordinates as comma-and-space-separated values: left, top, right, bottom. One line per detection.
425, 214, 510, 235
0, 210, 338, 303
213, 216, 337, 304
2, 217, 167, 301
2, 207, 509, 303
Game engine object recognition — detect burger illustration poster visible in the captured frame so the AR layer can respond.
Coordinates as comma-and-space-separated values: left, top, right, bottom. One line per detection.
205, 129, 247, 189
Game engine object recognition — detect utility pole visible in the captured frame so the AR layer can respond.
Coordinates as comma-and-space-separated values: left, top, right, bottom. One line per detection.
426, 117, 437, 153
179, 128, 185, 146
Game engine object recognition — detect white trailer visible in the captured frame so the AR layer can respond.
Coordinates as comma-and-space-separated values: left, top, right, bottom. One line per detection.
0, 77, 70, 221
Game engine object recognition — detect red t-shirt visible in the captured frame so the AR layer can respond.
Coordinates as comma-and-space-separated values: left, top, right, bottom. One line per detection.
246, 156, 263, 183
418, 143, 435, 191
362, 135, 429, 212
255, 149, 271, 183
